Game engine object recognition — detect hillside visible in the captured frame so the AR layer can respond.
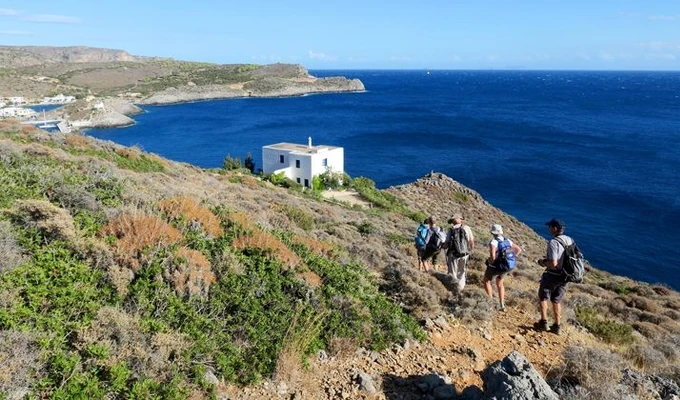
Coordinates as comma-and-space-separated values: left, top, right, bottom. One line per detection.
0, 46, 364, 104
1, 121, 679, 399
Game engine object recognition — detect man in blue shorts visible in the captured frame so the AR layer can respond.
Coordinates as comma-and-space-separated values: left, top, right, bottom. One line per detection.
535, 218, 573, 335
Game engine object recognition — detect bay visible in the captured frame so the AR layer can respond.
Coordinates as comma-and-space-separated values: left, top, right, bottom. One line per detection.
87, 70, 680, 289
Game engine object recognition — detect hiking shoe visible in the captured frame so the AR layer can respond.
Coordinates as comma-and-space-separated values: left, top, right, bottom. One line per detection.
534, 319, 548, 331
550, 323, 561, 335
499, 303, 506, 312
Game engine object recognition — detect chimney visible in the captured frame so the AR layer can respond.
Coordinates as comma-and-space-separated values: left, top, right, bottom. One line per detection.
308, 137, 312, 148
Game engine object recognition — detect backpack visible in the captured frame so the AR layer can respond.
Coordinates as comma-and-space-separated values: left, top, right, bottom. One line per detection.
414, 224, 428, 249
493, 238, 516, 271
448, 225, 469, 257
426, 227, 446, 251
554, 236, 586, 283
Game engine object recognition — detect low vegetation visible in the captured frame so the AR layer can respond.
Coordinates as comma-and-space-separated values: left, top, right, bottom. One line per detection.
0, 122, 424, 398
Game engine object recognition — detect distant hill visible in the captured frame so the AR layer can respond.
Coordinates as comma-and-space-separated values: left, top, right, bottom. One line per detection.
0, 45, 144, 68
0, 45, 364, 103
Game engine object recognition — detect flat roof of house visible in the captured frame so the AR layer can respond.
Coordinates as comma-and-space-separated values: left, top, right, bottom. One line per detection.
263, 142, 342, 154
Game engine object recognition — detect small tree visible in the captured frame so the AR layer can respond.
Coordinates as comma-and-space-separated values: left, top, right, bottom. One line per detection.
244, 152, 255, 173
223, 154, 242, 170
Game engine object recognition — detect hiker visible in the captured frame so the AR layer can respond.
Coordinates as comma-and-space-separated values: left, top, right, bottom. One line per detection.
414, 218, 430, 271
422, 216, 446, 271
535, 218, 575, 335
483, 223, 522, 311
444, 214, 475, 292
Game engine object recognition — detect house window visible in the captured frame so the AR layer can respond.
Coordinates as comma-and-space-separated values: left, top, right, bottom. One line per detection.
279, 155, 284, 163
304, 179, 309, 188
322, 158, 328, 167
296, 178, 300, 184
295, 160, 300, 168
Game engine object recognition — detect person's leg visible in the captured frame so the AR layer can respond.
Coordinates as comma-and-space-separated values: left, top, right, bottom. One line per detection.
483, 271, 493, 297
496, 275, 505, 309
540, 300, 549, 320
553, 302, 561, 325
455, 256, 468, 291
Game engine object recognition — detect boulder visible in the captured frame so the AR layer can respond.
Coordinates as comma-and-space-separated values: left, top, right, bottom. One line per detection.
482, 351, 559, 400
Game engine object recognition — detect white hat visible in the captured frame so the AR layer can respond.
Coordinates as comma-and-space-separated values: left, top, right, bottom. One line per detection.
490, 224, 503, 235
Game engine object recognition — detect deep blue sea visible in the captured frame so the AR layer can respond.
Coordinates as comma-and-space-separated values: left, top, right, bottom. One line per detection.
87, 70, 680, 290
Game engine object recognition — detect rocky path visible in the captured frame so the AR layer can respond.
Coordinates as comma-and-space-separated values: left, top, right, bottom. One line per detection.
218, 301, 578, 399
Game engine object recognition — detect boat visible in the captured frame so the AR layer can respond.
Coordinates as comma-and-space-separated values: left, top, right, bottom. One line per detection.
37, 110, 57, 129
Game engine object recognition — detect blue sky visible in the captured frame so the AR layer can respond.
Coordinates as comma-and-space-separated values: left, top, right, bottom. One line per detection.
1, 1, 679, 70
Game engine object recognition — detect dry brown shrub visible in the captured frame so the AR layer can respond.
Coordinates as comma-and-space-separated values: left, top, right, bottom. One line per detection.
166, 247, 216, 297
23, 143, 54, 157
12, 200, 76, 241
77, 307, 190, 381
232, 231, 301, 269
328, 337, 359, 359
298, 270, 323, 288
115, 146, 141, 160
618, 294, 661, 314
274, 304, 326, 386
551, 345, 626, 398
65, 134, 91, 148
666, 299, 680, 311
632, 321, 667, 339
652, 285, 673, 296
382, 264, 450, 319
158, 196, 223, 237
73, 238, 132, 296
0, 330, 43, 396
20, 125, 37, 134
0, 220, 25, 273
99, 214, 182, 271
291, 235, 333, 257
627, 343, 667, 372
663, 309, 680, 321
240, 175, 260, 189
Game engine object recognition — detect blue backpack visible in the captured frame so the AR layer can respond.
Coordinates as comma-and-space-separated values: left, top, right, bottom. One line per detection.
414, 224, 428, 248
494, 238, 516, 271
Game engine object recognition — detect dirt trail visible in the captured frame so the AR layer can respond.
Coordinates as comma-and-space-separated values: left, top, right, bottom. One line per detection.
219, 297, 583, 399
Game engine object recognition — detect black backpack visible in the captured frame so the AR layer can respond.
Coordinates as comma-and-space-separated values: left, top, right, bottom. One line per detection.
554, 236, 586, 283
426, 227, 445, 251
448, 225, 469, 257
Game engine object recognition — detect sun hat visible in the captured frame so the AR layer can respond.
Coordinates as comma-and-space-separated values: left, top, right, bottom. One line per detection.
490, 224, 503, 235
448, 214, 464, 224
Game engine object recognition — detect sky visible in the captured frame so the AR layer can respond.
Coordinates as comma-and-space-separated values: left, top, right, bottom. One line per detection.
1, 1, 679, 70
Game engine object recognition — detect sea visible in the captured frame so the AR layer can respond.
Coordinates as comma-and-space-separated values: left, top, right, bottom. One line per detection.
86, 70, 680, 290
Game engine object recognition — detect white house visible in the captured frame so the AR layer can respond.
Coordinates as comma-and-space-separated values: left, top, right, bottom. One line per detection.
10, 97, 25, 105
262, 138, 344, 188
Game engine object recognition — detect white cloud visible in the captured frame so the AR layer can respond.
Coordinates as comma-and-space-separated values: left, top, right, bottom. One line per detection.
640, 41, 680, 51
308, 50, 337, 62
0, 30, 32, 36
0, 8, 20, 16
647, 53, 677, 60
21, 14, 81, 24
599, 52, 615, 61
648, 14, 680, 21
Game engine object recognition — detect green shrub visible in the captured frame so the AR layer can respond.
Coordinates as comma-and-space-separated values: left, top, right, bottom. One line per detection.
279, 205, 314, 231
575, 306, 635, 345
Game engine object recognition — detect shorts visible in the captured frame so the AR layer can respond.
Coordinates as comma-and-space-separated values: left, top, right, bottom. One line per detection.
483, 266, 509, 281
538, 272, 568, 303
422, 247, 441, 262
417, 246, 426, 261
